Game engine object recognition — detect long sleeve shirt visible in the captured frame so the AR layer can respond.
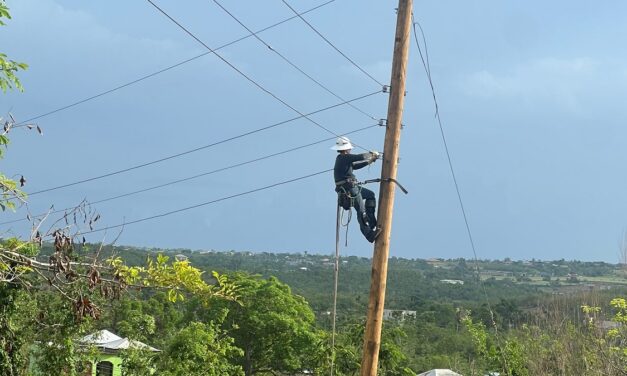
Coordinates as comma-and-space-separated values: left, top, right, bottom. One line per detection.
334, 152, 375, 183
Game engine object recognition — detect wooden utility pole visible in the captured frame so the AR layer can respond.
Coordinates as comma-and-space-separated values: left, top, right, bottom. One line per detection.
360, 0, 412, 375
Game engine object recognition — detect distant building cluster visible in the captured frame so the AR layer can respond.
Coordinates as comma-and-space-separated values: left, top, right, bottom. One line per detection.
383, 309, 417, 321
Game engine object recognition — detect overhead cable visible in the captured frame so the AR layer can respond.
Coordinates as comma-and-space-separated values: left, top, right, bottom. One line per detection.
281, 0, 385, 87
1, 124, 377, 226
17, 90, 380, 198
145, 0, 373, 151
211, 0, 377, 121
80, 168, 332, 235
13, 0, 337, 128
411, 14, 510, 371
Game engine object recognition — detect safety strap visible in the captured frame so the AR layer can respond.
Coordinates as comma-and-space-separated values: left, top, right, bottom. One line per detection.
361, 177, 409, 194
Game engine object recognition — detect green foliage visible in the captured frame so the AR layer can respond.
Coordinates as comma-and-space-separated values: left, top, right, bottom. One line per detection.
329, 322, 415, 376
0, 238, 38, 283
203, 273, 323, 376
0, 286, 36, 375
112, 300, 156, 343
0, 1, 27, 211
0, 2, 28, 92
120, 347, 157, 376
159, 321, 244, 376
107, 254, 238, 303
0, 148, 27, 211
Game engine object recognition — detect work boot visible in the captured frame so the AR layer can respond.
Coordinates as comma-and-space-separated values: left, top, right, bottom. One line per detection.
366, 227, 382, 243
365, 199, 377, 230
362, 212, 371, 228
366, 209, 377, 230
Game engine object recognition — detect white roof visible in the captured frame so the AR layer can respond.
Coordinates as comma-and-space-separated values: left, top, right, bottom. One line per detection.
80, 330, 160, 352
80, 330, 122, 345
417, 369, 463, 376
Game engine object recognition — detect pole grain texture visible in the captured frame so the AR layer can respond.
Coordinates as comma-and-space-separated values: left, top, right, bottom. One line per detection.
360, 0, 412, 375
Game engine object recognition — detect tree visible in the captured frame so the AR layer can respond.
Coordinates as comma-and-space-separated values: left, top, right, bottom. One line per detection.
0, 1, 28, 210
159, 321, 244, 376
331, 322, 414, 376
0, 285, 36, 375
203, 273, 323, 376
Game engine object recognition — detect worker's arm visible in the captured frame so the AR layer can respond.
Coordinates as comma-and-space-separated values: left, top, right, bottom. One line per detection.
352, 152, 377, 170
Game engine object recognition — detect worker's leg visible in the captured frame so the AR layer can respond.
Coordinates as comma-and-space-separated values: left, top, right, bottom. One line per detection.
361, 187, 377, 230
350, 187, 371, 239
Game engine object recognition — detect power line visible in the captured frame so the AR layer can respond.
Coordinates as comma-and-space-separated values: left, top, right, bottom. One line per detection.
80, 168, 332, 235
145, 0, 372, 151
411, 15, 511, 372
1, 124, 377, 226
211, 0, 377, 121
13, 0, 337, 128
280, 0, 385, 88
17, 90, 380, 198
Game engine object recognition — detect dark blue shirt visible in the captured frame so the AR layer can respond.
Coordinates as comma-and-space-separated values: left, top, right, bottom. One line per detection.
334, 152, 373, 183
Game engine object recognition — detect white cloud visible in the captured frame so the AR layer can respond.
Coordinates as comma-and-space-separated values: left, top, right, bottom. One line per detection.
8, 0, 180, 54
461, 57, 614, 111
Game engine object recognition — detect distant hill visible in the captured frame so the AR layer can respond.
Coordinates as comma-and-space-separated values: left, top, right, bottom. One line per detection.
58, 244, 626, 317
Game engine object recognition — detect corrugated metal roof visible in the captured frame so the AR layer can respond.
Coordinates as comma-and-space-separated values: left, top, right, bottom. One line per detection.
80, 330, 160, 352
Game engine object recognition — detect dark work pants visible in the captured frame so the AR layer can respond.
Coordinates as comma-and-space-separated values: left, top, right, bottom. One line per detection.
348, 186, 377, 239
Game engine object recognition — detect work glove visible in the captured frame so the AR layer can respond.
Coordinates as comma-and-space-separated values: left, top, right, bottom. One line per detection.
370, 150, 381, 160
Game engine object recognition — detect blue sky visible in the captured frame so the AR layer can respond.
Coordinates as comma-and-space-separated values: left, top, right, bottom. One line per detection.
2, 0, 627, 262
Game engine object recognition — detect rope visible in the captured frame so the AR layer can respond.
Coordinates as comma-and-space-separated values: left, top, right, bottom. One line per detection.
331, 203, 341, 376
340, 207, 351, 247
331, 196, 353, 374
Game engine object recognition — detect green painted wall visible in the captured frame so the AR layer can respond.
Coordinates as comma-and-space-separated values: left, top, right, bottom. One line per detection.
91, 354, 123, 376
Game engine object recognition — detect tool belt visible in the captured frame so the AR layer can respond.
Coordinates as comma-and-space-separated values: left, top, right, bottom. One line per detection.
335, 178, 357, 189
335, 179, 357, 210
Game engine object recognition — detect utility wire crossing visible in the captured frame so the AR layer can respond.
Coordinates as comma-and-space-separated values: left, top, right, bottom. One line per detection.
211, 0, 377, 121
1, 124, 378, 226
13, 0, 338, 128
281, 0, 385, 87
80, 168, 332, 235
146, 0, 374, 151
14, 91, 380, 198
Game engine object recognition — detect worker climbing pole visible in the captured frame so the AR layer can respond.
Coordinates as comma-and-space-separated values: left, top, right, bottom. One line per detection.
332, 136, 382, 243
360, 0, 413, 375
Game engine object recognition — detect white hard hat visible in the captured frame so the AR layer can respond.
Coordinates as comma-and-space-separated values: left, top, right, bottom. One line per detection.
331, 136, 353, 151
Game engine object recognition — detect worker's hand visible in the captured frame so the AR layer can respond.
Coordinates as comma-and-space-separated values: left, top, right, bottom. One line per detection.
371, 150, 381, 160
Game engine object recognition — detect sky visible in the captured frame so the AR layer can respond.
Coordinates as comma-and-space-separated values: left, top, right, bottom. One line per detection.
2, 0, 627, 262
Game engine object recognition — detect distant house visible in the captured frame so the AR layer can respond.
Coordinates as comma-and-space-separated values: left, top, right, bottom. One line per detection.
417, 369, 463, 376
174, 254, 189, 261
382, 309, 416, 321
440, 279, 464, 285
79, 330, 160, 376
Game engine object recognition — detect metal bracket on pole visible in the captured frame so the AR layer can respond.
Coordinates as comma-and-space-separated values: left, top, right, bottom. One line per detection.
382, 85, 390, 93
378, 119, 387, 127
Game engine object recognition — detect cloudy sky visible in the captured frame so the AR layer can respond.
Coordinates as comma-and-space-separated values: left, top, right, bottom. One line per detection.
2, 0, 627, 262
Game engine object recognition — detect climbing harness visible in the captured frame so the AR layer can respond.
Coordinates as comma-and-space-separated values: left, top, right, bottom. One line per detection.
335, 180, 361, 211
